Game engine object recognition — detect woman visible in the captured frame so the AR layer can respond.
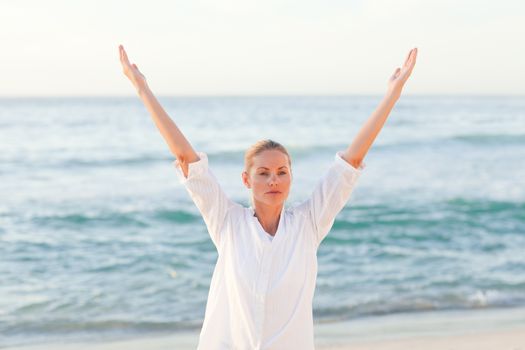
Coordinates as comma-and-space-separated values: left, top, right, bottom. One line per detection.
119, 45, 417, 349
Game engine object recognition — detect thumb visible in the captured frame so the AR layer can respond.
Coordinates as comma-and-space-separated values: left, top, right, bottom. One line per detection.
390, 67, 401, 80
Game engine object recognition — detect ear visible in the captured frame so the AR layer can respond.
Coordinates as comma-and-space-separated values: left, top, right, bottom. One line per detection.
242, 171, 251, 189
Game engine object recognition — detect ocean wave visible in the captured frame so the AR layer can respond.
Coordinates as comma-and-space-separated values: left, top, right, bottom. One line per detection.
451, 134, 525, 145
314, 293, 525, 323
0, 319, 200, 348
5, 132, 524, 171
29, 209, 200, 229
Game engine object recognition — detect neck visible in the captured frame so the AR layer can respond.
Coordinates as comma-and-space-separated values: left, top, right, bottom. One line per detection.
252, 201, 283, 235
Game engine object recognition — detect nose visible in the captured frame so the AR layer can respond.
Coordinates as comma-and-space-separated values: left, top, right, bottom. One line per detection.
268, 173, 279, 186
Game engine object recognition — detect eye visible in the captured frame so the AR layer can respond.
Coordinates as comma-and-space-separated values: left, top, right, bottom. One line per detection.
279, 171, 287, 175
258, 172, 268, 176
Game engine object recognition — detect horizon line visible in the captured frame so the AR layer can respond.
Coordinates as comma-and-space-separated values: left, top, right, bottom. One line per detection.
1, 93, 524, 99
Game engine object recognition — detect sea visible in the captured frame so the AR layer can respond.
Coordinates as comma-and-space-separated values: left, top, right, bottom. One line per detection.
1, 95, 524, 347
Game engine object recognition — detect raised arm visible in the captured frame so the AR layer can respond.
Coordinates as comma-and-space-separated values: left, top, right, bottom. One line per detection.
118, 44, 199, 177
341, 47, 418, 169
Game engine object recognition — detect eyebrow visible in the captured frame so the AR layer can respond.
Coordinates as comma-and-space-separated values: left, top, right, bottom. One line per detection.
256, 166, 288, 170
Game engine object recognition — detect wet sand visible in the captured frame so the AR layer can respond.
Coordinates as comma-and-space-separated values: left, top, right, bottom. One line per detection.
4, 307, 525, 349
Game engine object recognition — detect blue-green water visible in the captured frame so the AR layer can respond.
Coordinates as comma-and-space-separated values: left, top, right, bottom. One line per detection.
1, 96, 524, 347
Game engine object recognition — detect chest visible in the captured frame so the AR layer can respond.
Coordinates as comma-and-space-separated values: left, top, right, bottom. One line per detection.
221, 210, 317, 293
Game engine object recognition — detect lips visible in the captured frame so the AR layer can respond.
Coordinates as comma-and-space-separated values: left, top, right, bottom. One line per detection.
266, 191, 281, 194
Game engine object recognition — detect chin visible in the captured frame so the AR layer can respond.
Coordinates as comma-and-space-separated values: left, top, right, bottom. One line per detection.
257, 198, 285, 207
269, 197, 288, 205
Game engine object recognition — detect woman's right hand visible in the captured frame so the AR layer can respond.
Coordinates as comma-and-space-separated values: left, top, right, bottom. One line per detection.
386, 47, 417, 98
119, 44, 148, 93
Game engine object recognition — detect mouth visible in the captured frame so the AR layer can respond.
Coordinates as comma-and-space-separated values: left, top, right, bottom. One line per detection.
266, 191, 282, 195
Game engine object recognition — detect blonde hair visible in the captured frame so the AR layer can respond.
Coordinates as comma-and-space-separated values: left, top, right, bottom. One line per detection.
244, 139, 291, 173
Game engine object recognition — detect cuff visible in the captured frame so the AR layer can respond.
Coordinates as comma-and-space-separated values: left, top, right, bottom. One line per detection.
172, 151, 208, 184
334, 151, 366, 173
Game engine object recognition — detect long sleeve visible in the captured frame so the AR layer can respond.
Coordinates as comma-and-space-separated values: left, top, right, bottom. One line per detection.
173, 151, 239, 250
294, 151, 364, 249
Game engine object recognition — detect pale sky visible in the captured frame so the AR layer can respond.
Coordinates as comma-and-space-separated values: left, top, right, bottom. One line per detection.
1, 0, 524, 96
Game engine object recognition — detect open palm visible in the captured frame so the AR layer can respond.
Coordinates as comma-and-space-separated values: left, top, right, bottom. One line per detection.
388, 47, 417, 95
119, 45, 147, 92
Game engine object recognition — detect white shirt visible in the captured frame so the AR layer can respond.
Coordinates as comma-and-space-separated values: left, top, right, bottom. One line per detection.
173, 151, 364, 350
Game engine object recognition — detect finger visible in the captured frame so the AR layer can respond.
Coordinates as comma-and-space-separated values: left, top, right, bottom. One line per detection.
407, 48, 418, 70
410, 48, 418, 66
122, 49, 130, 66
403, 49, 413, 67
120, 45, 131, 67
403, 50, 412, 67
405, 48, 418, 68
407, 47, 418, 67
119, 45, 126, 65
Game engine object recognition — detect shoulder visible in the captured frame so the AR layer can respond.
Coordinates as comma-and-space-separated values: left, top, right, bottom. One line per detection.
225, 203, 251, 224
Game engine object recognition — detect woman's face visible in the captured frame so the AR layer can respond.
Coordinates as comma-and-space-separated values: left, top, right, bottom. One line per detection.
242, 150, 292, 207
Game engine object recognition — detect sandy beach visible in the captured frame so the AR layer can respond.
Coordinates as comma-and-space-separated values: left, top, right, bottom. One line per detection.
4, 306, 524, 349
321, 328, 525, 350
3, 329, 525, 350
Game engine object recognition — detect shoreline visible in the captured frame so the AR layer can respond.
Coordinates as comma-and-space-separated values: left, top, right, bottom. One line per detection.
3, 306, 525, 349
315, 306, 525, 349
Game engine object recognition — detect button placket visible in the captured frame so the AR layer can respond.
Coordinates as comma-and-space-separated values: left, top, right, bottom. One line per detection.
255, 246, 271, 295
254, 244, 273, 344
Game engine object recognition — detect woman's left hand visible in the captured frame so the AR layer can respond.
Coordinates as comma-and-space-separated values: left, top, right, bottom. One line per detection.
387, 47, 417, 97
119, 45, 148, 94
